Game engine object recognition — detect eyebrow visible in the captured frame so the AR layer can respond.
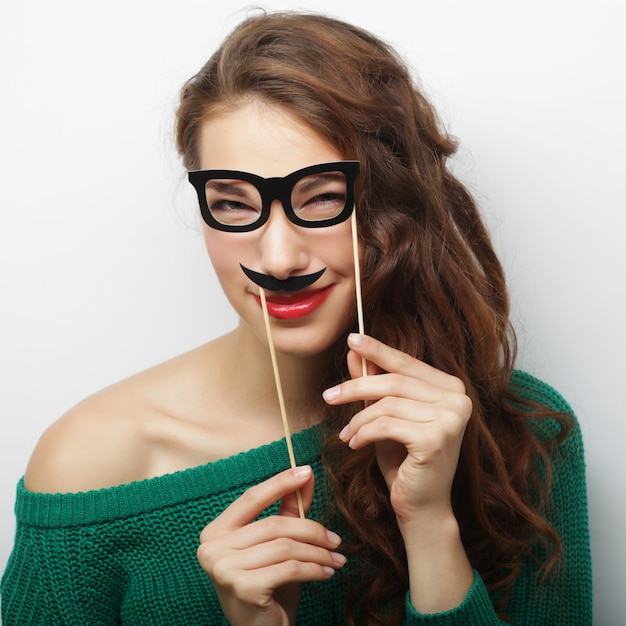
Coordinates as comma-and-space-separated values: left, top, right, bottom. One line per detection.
205, 180, 253, 199
294, 172, 345, 194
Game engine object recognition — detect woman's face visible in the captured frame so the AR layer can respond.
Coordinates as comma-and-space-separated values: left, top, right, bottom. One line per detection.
197, 101, 356, 358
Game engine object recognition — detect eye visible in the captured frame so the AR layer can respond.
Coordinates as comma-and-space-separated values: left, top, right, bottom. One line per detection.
301, 192, 346, 214
292, 172, 348, 221
209, 198, 257, 213
205, 180, 262, 226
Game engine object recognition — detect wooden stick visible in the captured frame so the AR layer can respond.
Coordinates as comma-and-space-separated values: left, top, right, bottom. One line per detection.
351, 209, 368, 377
258, 287, 305, 519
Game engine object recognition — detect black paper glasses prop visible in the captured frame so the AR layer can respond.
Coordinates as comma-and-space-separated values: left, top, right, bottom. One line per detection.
188, 160, 365, 518
188, 161, 360, 232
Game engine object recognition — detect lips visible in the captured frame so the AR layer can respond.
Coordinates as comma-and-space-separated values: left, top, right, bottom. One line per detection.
253, 285, 334, 320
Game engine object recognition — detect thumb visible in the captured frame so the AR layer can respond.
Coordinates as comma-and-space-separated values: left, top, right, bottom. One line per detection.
278, 466, 315, 518
347, 348, 381, 380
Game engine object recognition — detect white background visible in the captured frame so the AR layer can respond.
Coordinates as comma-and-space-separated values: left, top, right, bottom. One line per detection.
1, 1, 623, 622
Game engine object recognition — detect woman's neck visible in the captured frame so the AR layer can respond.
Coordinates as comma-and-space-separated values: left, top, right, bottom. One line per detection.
216, 324, 332, 431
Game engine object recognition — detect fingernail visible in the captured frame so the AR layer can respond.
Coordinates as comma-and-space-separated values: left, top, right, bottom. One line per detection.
331, 551, 347, 565
348, 333, 365, 347
339, 425, 350, 441
293, 465, 312, 479
322, 385, 340, 402
327, 529, 342, 546
322, 566, 335, 577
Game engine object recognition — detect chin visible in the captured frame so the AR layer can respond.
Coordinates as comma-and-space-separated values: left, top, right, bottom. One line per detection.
274, 324, 349, 358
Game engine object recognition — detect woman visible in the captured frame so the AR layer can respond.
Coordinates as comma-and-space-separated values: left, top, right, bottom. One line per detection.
1, 11, 591, 625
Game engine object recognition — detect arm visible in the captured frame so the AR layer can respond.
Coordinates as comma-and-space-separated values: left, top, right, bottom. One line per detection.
323, 335, 592, 624
324, 333, 474, 613
323, 333, 513, 623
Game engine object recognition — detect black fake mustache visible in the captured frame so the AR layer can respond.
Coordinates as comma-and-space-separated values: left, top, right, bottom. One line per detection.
240, 264, 326, 292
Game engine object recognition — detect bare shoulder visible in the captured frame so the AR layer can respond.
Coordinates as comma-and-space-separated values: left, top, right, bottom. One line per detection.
24, 341, 226, 495
24, 388, 145, 494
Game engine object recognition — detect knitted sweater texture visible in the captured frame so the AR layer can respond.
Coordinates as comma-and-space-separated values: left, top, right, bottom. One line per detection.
1, 371, 592, 624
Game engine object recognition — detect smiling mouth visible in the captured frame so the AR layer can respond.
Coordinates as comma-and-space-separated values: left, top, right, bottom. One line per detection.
253, 285, 334, 320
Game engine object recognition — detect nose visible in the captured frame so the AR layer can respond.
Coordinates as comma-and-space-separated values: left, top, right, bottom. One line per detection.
257, 200, 309, 280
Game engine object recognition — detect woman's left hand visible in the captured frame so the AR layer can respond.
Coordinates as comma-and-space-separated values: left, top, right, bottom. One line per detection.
322, 333, 472, 527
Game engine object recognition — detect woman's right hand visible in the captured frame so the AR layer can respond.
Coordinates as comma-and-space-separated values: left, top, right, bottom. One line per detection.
197, 466, 346, 626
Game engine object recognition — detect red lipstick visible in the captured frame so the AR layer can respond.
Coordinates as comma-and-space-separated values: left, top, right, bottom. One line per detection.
254, 285, 334, 320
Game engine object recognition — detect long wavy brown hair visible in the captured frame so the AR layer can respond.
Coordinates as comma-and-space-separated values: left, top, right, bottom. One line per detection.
176, 11, 570, 624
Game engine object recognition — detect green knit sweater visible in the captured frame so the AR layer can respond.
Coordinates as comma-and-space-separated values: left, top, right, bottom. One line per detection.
1, 371, 592, 625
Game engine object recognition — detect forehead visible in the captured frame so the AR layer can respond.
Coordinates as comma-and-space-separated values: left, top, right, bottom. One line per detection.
197, 101, 344, 176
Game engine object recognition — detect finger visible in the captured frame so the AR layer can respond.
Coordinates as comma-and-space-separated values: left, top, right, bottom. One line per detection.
347, 334, 466, 393
340, 394, 470, 442
278, 470, 315, 518
204, 466, 314, 533
345, 399, 469, 452
346, 348, 380, 380
218, 536, 347, 573
347, 413, 464, 454
212, 559, 338, 596
199, 516, 343, 580
325, 371, 444, 407
222, 515, 342, 550
339, 397, 437, 444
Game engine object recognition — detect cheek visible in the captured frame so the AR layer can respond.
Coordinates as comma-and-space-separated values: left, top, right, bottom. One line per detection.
202, 227, 251, 278
320, 222, 356, 273
202, 227, 226, 270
